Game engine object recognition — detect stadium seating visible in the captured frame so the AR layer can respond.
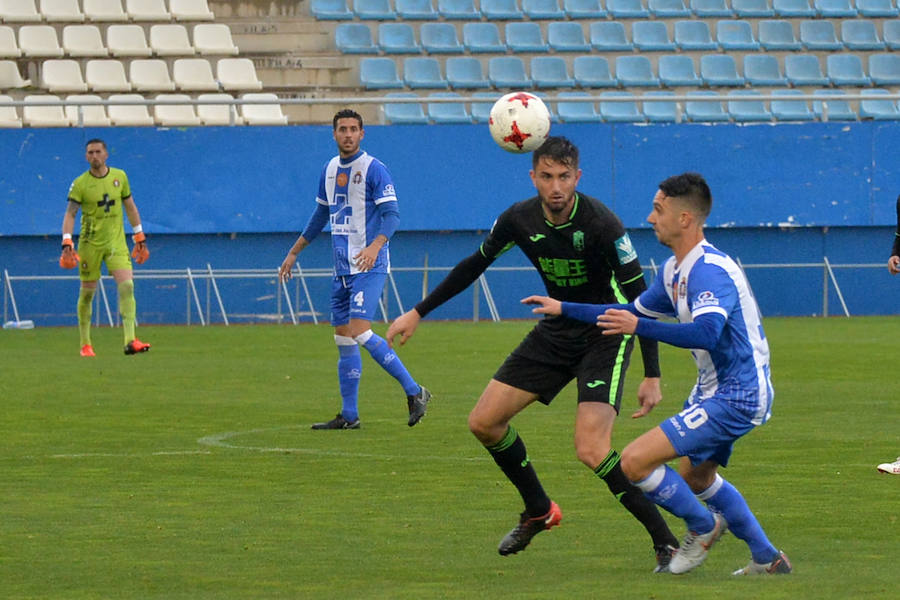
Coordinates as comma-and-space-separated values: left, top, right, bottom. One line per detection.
600, 91, 645, 122
481, 0, 525, 19
488, 56, 531, 88
172, 57, 218, 91
420, 22, 463, 53
83, 0, 129, 21
690, 0, 734, 17
150, 24, 196, 56
885, 20, 900, 50
826, 54, 870, 86
445, 56, 490, 88
130, 58, 176, 91
311, 0, 354, 19
531, 56, 576, 88
732, 0, 776, 16
859, 89, 900, 119
62, 25, 108, 57
0, 0, 42, 22
557, 91, 602, 122
0, 94, 22, 127
548, 21, 591, 52
799, 20, 842, 50
427, 91, 472, 123
216, 57, 263, 91
615, 55, 660, 87
841, 20, 885, 50
784, 54, 830, 85
774, 0, 816, 16
107, 93, 155, 125
685, 91, 730, 121
470, 92, 496, 122
126, 0, 171, 20
658, 54, 702, 86
743, 53, 788, 85
19, 26, 65, 58
359, 57, 404, 89
336, 23, 378, 54
193, 24, 240, 55
378, 23, 421, 54
154, 93, 202, 126
396, 0, 439, 19
607, 0, 651, 18
196, 92, 244, 125
811, 89, 858, 120
463, 23, 505, 53
240, 92, 288, 125
632, 21, 677, 51
41, 0, 86, 22
642, 91, 681, 122
169, 0, 215, 20
107, 25, 153, 57
64, 94, 111, 127
727, 90, 773, 121
85, 59, 132, 92
674, 20, 718, 50
437, 0, 480, 19
856, 0, 899, 17
506, 22, 549, 52
572, 55, 617, 87
403, 56, 449, 88
0, 60, 31, 88
383, 92, 429, 123
354, 0, 398, 20
700, 54, 745, 86
813, 0, 857, 16
41, 59, 89, 93
22, 94, 69, 127
716, 19, 760, 50
769, 89, 815, 121
590, 21, 633, 51
759, 19, 803, 50
563, 0, 607, 18
868, 53, 900, 85
649, 0, 692, 16
523, 0, 566, 18
0, 26, 21, 58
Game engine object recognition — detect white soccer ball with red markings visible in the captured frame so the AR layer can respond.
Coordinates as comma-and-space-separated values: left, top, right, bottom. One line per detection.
488, 92, 551, 154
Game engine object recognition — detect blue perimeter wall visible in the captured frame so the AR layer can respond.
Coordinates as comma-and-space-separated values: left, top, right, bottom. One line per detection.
1, 122, 899, 324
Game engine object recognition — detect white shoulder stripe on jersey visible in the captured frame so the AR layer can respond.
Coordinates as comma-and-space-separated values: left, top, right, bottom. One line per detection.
635, 297, 669, 319
693, 305, 728, 319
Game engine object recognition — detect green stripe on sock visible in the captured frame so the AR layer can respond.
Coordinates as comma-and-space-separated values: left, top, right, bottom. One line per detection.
486, 425, 518, 453
593, 449, 621, 479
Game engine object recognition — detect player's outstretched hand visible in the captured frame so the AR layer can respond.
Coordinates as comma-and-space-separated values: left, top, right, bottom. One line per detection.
521, 295, 562, 316
279, 253, 297, 282
596, 308, 638, 335
889, 255, 900, 275
59, 240, 79, 269
386, 309, 421, 348
632, 377, 662, 419
131, 232, 149, 264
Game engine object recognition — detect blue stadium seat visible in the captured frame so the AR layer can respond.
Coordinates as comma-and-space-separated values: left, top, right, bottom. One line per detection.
463, 23, 505, 53
354, 0, 398, 19
642, 91, 681, 122
658, 54, 702, 86
437, 0, 480, 18
311, 0, 354, 19
489, 56, 531, 88
649, 0, 692, 15
785, 54, 829, 86
384, 92, 429, 123
359, 57, 404, 89
869, 53, 900, 85
607, 0, 651, 18
590, 21, 633, 51
700, 54, 745, 86
427, 92, 472, 123
841, 20, 885, 51
856, 0, 899, 17
615, 55, 660, 86
827, 54, 870, 86
727, 90, 773, 122
523, 0, 566, 17
859, 89, 900, 119
674, 20, 718, 50
690, 0, 734, 16
547, 22, 591, 52
886, 20, 900, 50
799, 20, 842, 50
717, 20, 760, 50
396, 0, 439, 18
420, 23, 463, 53
470, 92, 497, 122
573, 55, 618, 87
446, 56, 491, 88
378, 23, 421, 54
404, 57, 449, 88
506, 22, 549, 53
557, 91, 603, 122
600, 91, 646, 122
335, 23, 378, 54
732, 0, 775, 16
770, 89, 815, 121
685, 90, 730, 121
632, 21, 677, 51
813, 0, 857, 16
531, 56, 576, 88
743, 54, 788, 86
759, 19, 802, 50
774, 0, 816, 16
564, 0, 608, 17
812, 89, 858, 121
481, 0, 525, 18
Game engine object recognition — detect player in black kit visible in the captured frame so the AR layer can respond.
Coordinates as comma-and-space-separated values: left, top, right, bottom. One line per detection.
386, 137, 680, 570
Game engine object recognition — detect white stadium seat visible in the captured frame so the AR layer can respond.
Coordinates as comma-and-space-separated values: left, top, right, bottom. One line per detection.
126, 0, 172, 21
19, 26, 65, 58
23, 94, 70, 127
65, 94, 111, 127
0, 60, 31, 88
154, 93, 202, 126
0, 94, 22, 128
107, 93, 154, 125
41, 59, 89, 92
129, 58, 176, 91
40, 0, 86, 22
193, 24, 239, 55
0, 0, 42, 22
85, 59, 132, 92
172, 57, 218, 91
169, 0, 215, 20
0, 26, 22, 58
216, 58, 263, 91
197, 92, 245, 125
240, 92, 288, 125
107, 25, 153, 57
83, 0, 129, 21
149, 24, 196, 56
62, 25, 109, 57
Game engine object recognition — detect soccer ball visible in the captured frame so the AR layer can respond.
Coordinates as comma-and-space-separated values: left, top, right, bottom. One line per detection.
488, 92, 551, 154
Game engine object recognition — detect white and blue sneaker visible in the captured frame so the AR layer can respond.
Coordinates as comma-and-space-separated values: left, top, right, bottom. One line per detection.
669, 513, 727, 574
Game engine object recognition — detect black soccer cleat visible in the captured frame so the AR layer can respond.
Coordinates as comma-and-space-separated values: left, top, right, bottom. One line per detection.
654, 544, 678, 573
497, 501, 562, 556
311, 413, 361, 430
124, 338, 151, 355
407, 386, 432, 427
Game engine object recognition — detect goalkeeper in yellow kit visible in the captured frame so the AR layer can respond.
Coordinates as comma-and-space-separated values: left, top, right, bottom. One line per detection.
60, 139, 151, 357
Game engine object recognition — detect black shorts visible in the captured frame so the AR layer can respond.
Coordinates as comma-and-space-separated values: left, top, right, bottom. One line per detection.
493, 318, 635, 412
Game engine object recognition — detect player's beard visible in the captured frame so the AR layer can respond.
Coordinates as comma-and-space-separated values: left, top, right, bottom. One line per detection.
543, 193, 574, 217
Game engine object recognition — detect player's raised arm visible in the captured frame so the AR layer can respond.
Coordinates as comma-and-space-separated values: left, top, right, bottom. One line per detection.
521, 295, 562, 315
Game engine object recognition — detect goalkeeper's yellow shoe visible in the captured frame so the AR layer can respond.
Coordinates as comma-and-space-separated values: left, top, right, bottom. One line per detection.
124, 338, 151, 355
80, 344, 95, 357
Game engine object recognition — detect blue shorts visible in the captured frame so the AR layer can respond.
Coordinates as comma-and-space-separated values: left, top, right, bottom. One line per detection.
330, 271, 386, 326
659, 398, 758, 468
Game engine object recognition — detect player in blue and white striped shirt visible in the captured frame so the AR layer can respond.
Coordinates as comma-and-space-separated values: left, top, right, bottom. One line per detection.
524, 173, 791, 576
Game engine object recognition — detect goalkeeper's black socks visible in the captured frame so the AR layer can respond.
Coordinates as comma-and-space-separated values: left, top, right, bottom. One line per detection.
486, 426, 551, 518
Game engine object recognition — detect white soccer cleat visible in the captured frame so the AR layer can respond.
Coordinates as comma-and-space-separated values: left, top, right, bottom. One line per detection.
876, 457, 900, 475
732, 550, 792, 575
669, 512, 727, 575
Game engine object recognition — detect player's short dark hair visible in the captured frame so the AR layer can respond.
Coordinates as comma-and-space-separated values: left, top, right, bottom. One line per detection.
333, 109, 363, 130
658, 172, 712, 218
85, 138, 106, 150
532, 136, 579, 170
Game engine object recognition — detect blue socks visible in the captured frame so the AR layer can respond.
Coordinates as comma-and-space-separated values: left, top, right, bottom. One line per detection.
335, 335, 362, 422
634, 465, 716, 534
698, 474, 778, 564
355, 330, 420, 397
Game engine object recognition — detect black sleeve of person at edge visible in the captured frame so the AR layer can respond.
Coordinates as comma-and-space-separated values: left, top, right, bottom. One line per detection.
414, 250, 494, 318
618, 272, 661, 379
892, 195, 900, 258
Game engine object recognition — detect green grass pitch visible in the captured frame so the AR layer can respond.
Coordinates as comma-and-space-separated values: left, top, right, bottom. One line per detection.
1, 317, 897, 599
